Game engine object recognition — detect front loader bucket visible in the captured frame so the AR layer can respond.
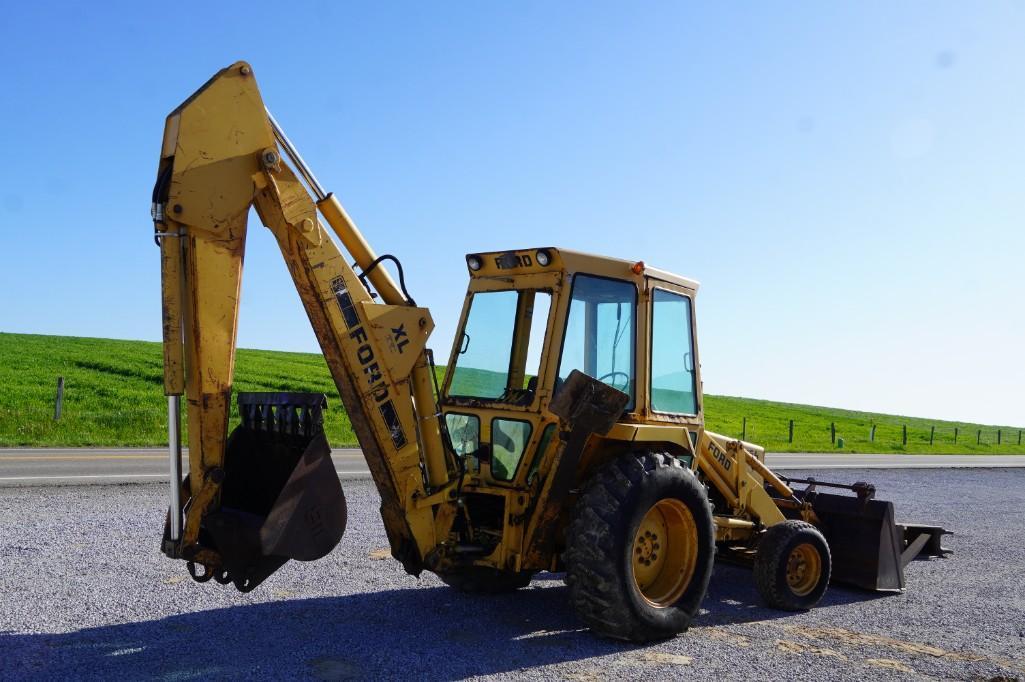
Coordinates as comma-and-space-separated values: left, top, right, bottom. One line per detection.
802, 490, 950, 591
204, 392, 347, 591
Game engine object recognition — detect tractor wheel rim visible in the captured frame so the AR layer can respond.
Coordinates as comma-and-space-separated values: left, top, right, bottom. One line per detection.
785, 542, 822, 596
631, 498, 698, 607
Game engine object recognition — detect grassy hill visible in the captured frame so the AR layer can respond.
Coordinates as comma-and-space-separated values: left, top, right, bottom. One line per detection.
1, 332, 1021, 454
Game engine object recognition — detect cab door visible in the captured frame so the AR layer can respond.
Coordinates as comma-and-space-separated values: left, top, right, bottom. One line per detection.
646, 281, 701, 421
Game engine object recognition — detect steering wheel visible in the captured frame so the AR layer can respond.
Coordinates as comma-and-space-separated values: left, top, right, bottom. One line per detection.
597, 371, 630, 391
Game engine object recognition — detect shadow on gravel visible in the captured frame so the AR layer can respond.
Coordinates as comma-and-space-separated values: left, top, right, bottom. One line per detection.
699, 562, 891, 626
1, 584, 615, 680
0, 567, 894, 680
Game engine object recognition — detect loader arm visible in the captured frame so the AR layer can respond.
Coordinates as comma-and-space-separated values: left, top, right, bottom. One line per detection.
154, 62, 453, 581
694, 430, 949, 591
696, 431, 791, 529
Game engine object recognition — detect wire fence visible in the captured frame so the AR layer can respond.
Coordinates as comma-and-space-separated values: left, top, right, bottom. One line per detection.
707, 415, 1025, 450
5, 376, 1024, 452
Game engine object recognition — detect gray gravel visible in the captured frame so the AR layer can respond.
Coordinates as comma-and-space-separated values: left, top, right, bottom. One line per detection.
1, 468, 1023, 680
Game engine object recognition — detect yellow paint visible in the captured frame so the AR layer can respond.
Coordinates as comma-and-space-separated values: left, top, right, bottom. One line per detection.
632, 498, 698, 606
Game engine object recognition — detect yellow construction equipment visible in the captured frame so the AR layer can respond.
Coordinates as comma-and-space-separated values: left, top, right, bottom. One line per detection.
153, 62, 948, 642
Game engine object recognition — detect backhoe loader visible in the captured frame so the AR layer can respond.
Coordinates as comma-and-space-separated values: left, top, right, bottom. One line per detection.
153, 62, 949, 642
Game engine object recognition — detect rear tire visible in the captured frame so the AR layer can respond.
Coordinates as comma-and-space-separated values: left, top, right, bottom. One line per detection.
754, 520, 831, 610
437, 566, 534, 594
563, 452, 715, 642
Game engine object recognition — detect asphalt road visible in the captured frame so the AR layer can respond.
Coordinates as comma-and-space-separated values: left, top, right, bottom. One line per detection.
1, 447, 1024, 486
2, 469, 1023, 680
0, 447, 368, 486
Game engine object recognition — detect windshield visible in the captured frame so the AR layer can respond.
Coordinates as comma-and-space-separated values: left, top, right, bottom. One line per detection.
447, 289, 551, 403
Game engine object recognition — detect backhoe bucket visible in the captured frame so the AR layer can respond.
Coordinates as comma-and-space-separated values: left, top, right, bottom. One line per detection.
799, 490, 951, 590
791, 483, 950, 591
204, 392, 347, 591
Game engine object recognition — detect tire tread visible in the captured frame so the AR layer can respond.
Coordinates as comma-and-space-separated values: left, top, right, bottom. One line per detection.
563, 452, 713, 642
753, 520, 831, 611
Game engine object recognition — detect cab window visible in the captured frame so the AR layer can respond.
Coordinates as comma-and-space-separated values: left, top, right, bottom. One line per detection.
491, 418, 532, 481
650, 288, 697, 414
556, 275, 636, 408
445, 413, 480, 456
448, 290, 551, 403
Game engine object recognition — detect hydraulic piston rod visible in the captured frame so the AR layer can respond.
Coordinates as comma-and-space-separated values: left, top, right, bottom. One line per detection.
167, 395, 182, 542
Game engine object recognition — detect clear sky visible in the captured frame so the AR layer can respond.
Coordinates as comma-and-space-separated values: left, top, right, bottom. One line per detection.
1, 2, 1022, 425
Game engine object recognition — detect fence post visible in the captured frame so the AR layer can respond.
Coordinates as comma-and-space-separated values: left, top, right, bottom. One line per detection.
929, 426, 934, 445
870, 424, 876, 442
830, 422, 836, 444
788, 419, 794, 444
977, 429, 981, 445
998, 429, 1002, 445
741, 417, 747, 441
54, 376, 64, 420
902, 424, 907, 446
1019, 430, 1022, 446
954, 427, 958, 444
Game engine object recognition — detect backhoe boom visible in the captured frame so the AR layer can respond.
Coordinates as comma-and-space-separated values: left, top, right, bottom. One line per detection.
154, 62, 450, 581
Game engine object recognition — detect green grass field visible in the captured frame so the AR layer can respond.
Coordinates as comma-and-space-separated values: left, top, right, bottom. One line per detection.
1, 332, 1022, 454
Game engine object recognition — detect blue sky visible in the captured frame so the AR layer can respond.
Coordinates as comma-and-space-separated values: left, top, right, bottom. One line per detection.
0, 2, 1022, 425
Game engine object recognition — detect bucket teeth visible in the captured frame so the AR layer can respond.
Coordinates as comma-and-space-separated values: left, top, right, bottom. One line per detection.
237, 391, 328, 437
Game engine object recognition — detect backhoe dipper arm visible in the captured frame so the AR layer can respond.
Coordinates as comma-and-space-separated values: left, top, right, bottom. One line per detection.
153, 62, 450, 576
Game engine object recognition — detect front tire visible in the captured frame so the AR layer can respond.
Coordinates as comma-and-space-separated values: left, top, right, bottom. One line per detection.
563, 452, 715, 642
754, 520, 831, 610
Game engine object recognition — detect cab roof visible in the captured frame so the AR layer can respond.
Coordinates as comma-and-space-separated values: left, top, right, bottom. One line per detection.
464, 247, 700, 291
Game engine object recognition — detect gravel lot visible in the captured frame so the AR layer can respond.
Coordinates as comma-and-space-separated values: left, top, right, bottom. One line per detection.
1, 468, 1023, 680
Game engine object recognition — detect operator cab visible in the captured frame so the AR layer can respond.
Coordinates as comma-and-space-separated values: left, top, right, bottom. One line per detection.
440, 247, 703, 485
